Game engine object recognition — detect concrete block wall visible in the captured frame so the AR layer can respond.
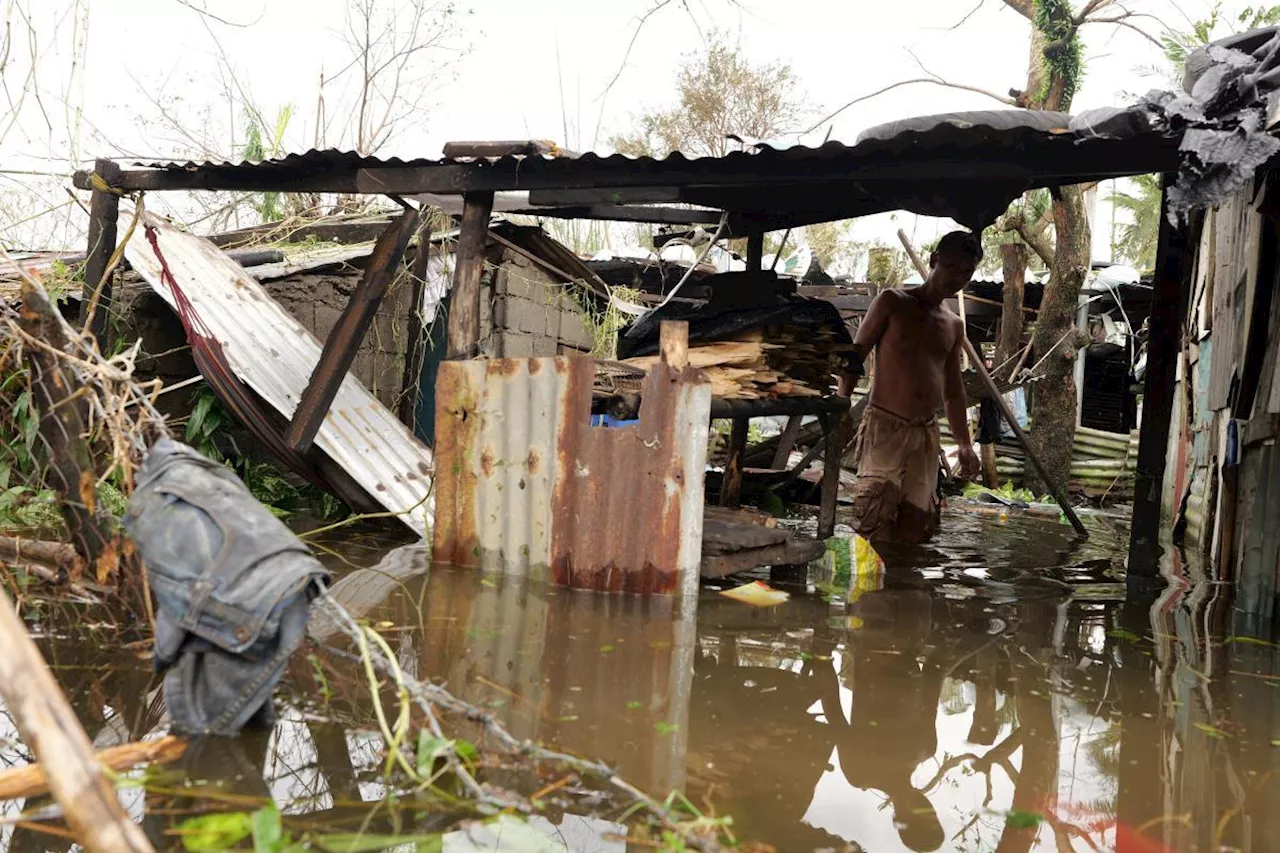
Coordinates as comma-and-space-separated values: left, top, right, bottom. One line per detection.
263, 269, 414, 411
489, 249, 595, 358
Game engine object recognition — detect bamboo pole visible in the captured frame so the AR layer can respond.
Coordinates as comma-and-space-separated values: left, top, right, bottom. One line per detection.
896, 230, 1088, 537
0, 588, 153, 851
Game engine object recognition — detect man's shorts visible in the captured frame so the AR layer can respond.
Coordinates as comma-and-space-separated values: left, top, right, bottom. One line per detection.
847, 404, 942, 544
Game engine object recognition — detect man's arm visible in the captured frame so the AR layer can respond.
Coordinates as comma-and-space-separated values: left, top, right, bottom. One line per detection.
837, 292, 895, 396
943, 326, 980, 479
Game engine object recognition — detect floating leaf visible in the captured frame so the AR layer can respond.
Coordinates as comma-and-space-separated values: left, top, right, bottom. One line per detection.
1193, 722, 1228, 739
1108, 629, 1141, 642
600, 644, 615, 653
417, 732, 452, 774
178, 811, 253, 852
654, 721, 679, 735
626, 701, 643, 710
1005, 809, 1042, 829
480, 578, 497, 588
1227, 636, 1277, 648
251, 804, 284, 853
314, 834, 442, 853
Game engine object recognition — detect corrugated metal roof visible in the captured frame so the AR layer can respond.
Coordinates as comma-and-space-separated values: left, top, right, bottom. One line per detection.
432, 355, 709, 595
123, 210, 434, 537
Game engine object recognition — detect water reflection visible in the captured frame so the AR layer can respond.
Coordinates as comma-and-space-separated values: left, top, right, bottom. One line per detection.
1, 511, 1278, 852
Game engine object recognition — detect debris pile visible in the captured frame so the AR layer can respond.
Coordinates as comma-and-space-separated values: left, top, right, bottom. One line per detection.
623, 326, 845, 399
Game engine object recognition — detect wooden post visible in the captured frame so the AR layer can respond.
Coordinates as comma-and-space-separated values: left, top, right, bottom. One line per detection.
0, 588, 154, 852
18, 281, 120, 581
720, 418, 749, 509
81, 159, 123, 350
818, 413, 849, 539
398, 215, 433, 429
285, 208, 418, 455
981, 442, 1000, 488
446, 192, 496, 359
659, 319, 689, 370
746, 230, 764, 271
896, 230, 1088, 537
772, 415, 803, 470
1129, 188, 1201, 582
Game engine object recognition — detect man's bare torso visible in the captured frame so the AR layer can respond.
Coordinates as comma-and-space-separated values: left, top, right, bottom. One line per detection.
867, 289, 962, 421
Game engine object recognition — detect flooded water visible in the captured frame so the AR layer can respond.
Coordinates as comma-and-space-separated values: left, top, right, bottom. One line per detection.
4, 506, 1280, 852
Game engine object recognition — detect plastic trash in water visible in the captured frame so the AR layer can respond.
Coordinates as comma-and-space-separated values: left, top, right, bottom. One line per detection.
823, 534, 885, 603
719, 580, 790, 607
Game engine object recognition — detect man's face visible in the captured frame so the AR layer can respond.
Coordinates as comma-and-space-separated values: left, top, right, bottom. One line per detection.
929, 247, 978, 294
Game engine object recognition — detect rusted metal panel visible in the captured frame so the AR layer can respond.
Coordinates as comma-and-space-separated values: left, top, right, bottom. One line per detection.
432, 354, 710, 595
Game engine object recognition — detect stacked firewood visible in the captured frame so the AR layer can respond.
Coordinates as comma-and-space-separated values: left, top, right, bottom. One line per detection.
621, 325, 849, 399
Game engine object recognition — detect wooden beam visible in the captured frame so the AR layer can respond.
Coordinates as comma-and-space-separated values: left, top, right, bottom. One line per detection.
0, 587, 154, 852
446, 192, 495, 359
81, 159, 122, 349
285, 208, 418, 455
772, 416, 804, 469
746, 230, 764, 271
528, 186, 683, 206
519, 204, 724, 226
720, 418, 750, 509
1129, 188, 1202, 582
398, 219, 432, 429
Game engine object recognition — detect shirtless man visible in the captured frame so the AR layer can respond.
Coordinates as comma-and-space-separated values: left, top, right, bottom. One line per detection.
837, 231, 982, 544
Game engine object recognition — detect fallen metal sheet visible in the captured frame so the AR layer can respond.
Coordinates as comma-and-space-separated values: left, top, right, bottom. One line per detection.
432, 355, 710, 595
124, 210, 433, 537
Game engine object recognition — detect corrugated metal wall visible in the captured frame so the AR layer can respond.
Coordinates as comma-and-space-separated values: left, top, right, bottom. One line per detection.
432, 355, 711, 596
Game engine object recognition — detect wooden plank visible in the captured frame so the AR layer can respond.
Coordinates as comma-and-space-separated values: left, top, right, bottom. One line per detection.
818, 413, 852, 539
285, 208, 418, 455
0, 587, 154, 852
700, 518, 788, 552
81, 158, 123, 348
772, 416, 804, 469
446, 192, 495, 358
746, 231, 764, 271
528, 187, 682, 206
719, 417, 750, 509
660, 320, 689, 370
700, 537, 826, 579
398, 221, 432, 429
1130, 191, 1203, 580
1237, 444, 1280, 618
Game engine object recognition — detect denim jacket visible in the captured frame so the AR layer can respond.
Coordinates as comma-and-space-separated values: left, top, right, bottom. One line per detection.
124, 439, 329, 736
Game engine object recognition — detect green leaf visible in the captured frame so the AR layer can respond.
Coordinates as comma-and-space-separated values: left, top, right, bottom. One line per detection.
1004, 809, 1042, 829
416, 731, 451, 775
626, 701, 643, 710
314, 833, 442, 853
453, 739, 478, 764
1108, 629, 1141, 642
1227, 635, 1277, 648
1193, 722, 1228, 739
177, 811, 253, 852
186, 393, 215, 443
654, 721, 678, 735
599, 644, 615, 653
252, 804, 285, 853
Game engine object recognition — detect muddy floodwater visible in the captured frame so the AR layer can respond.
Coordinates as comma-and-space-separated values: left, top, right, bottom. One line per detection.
5, 506, 1280, 852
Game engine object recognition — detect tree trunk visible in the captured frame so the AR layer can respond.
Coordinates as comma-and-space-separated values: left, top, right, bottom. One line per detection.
1026, 187, 1089, 496
997, 242, 1028, 368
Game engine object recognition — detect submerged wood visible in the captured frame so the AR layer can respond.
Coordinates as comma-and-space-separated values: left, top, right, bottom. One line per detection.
0, 536, 83, 574
0, 588, 153, 852
0, 736, 185, 801
17, 281, 122, 581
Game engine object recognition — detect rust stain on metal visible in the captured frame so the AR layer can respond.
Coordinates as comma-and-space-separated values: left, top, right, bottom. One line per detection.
431, 352, 709, 594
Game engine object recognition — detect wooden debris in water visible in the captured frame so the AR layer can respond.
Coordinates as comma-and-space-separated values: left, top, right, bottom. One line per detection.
0, 735, 185, 801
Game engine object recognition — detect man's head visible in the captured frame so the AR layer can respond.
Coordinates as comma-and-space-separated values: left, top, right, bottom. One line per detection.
928, 230, 982, 295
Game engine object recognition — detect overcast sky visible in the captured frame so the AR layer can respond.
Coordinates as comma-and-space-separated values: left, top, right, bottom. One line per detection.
0, 0, 1232, 254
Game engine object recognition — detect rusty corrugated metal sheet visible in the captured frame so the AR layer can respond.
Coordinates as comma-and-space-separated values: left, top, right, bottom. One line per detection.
124, 210, 435, 537
432, 355, 710, 595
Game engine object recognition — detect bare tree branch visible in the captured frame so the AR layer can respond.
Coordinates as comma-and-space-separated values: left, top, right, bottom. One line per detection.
999, 0, 1035, 21
1087, 14, 1166, 47
805, 56, 1016, 135
1075, 0, 1114, 25
170, 0, 266, 28
944, 0, 988, 30
1005, 212, 1055, 266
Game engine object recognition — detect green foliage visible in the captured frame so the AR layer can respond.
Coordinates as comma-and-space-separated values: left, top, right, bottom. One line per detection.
866, 245, 912, 287
610, 32, 812, 158
241, 105, 295, 223
183, 389, 347, 521
963, 480, 1051, 504
803, 221, 865, 276
1033, 0, 1084, 108
1108, 173, 1161, 272
1162, 3, 1280, 68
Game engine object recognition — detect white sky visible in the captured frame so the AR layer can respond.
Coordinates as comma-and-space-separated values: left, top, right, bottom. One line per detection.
0, 0, 1243, 255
